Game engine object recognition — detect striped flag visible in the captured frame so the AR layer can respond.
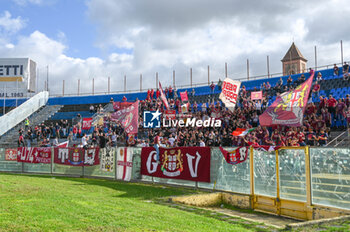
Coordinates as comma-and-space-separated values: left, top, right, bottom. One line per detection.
159, 81, 169, 109
117, 147, 133, 181
231, 128, 256, 137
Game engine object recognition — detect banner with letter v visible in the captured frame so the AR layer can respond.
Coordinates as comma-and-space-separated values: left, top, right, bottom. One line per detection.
141, 147, 211, 182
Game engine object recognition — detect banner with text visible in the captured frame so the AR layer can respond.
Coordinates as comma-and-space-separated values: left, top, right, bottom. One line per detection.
17, 147, 51, 164
141, 147, 211, 182
219, 78, 241, 112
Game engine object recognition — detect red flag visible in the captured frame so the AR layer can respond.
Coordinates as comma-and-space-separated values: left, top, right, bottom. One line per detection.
82, 118, 93, 130
259, 73, 314, 127
251, 91, 263, 100
159, 81, 169, 109
219, 147, 249, 165
56, 141, 69, 148
180, 91, 189, 102
111, 101, 139, 134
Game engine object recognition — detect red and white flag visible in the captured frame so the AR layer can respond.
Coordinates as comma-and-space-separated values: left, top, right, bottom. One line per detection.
56, 141, 69, 148
82, 118, 93, 130
159, 81, 169, 109
117, 147, 133, 181
219, 78, 241, 112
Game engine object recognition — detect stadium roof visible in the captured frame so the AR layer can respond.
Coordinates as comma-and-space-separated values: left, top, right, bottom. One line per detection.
281, 42, 307, 62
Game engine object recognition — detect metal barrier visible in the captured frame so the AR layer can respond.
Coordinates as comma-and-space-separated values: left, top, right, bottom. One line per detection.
0, 146, 350, 220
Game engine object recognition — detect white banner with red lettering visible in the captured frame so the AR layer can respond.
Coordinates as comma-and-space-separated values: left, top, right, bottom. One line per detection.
219, 78, 241, 112
116, 147, 133, 181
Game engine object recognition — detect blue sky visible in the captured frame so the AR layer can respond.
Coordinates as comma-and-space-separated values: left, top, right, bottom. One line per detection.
1, 0, 100, 58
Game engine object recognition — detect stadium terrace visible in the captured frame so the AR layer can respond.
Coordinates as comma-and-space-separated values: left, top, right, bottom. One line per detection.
162, 117, 222, 128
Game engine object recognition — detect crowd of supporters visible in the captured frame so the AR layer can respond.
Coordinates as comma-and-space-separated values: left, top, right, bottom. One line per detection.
17, 70, 350, 148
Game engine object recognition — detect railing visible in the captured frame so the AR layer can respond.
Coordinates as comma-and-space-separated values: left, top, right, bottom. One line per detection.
1, 146, 350, 220
326, 130, 348, 147
47, 61, 348, 98
0, 91, 49, 136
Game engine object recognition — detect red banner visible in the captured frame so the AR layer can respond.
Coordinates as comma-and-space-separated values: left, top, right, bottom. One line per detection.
251, 91, 263, 100
180, 91, 189, 102
259, 73, 314, 127
17, 147, 51, 164
5, 149, 17, 161
54, 147, 100, 166
141, 147, 211, 182
159, 81, 169, 109
113, 102, 133, 111
164, 109, 176, 119
111, 101, 139, 134
82, 118, 93, 130
219, 147, 249, 165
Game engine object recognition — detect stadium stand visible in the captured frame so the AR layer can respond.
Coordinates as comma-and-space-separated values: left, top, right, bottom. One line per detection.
0, 66, 349, 148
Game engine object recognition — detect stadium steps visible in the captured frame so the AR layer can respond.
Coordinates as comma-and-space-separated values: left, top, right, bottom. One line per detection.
0, 105, 63, 147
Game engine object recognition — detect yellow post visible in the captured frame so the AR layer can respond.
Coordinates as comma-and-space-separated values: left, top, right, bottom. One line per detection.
275, 149, 281, 215
249, 146, 255, 209
305, 146, 313, 219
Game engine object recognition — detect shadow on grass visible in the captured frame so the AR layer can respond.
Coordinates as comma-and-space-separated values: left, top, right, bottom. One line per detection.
0, 172, 198, 200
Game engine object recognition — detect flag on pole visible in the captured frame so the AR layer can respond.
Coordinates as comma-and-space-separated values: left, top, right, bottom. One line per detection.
231, 128, 256, 137
159, 81, 169, 109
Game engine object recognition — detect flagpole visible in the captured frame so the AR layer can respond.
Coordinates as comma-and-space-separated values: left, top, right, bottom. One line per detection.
3, 85, 6, 115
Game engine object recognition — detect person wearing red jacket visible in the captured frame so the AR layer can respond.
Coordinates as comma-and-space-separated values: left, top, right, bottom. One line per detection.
156, 89, 160, 99
327, 95, 337, 118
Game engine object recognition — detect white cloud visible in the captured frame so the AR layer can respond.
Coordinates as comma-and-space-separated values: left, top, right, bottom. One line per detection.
12, 0, 43, 6
0, 11, 26, 35
1, 1, 350, 96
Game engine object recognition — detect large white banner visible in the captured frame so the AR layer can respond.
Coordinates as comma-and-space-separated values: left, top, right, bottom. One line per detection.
100, 147, 115, 172
219, 78, 241, 112
116, 147, 133, 181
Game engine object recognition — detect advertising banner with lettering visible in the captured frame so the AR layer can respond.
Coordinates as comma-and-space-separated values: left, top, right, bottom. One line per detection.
219, 78, 241, 112
17, 147, 51, 164
5, 149, 17, 161
111, 101, 139, 134
259, 73, 314, 127
82, 118, 93, 130
141, 147, 211, 182
54, 147, 100, 166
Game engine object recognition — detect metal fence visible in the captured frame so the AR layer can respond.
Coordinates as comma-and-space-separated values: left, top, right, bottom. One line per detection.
0, 146, 349, 219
